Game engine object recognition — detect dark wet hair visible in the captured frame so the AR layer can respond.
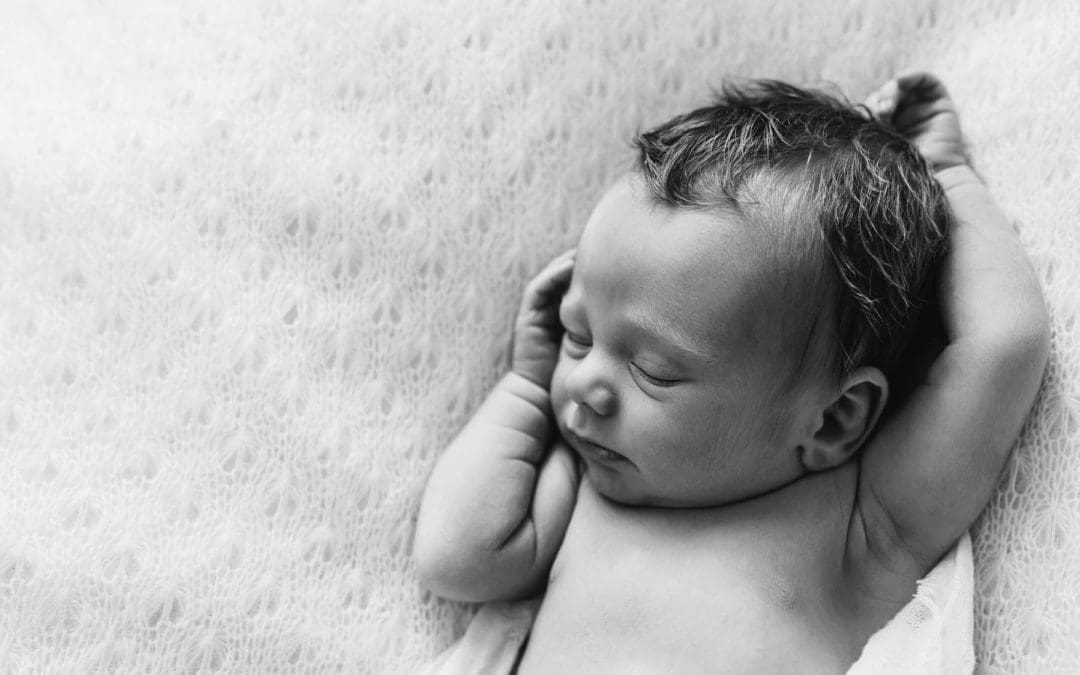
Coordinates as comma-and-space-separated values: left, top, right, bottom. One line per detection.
635, 79, 950, 378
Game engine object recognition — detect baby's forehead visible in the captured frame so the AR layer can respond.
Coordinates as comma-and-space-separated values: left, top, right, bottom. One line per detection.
581, 175, 813, 292
572, 176, 831, 368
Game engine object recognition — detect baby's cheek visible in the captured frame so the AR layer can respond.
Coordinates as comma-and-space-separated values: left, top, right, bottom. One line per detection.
620, 399, 675, 445
548, 353, 570, 408
658, 398, 727, 458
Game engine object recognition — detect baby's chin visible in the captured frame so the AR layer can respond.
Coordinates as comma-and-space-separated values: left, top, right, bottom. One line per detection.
583, 468, 711, 509
583, 465, 750, 509
586, 475, 653, 507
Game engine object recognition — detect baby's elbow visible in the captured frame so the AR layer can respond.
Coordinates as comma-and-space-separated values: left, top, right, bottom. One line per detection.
414, 533, 542, 604
414, 550, 473, 603
1030, 301, 1051, 359
1005, 302, 1051, 375
974, 299, 1051, 375
413, 529, 469, 601
413, 503, 473, 601
415, 562, 521, 605
1028, 315, 1051, 375
413, 536, 503, 604
976, 307, 1051, 414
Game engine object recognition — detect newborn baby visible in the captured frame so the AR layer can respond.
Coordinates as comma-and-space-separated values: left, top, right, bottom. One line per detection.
414, 74, 1049, 673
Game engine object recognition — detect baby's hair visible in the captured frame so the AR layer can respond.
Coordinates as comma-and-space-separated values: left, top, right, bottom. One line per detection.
634, 79, 950, 378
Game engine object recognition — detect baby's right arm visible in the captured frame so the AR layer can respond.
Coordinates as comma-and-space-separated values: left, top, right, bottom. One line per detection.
856, 74, 1050, 574
413, 250, 580, 603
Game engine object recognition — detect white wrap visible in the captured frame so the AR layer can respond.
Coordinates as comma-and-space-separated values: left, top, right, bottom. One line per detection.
849, 534, 974, 674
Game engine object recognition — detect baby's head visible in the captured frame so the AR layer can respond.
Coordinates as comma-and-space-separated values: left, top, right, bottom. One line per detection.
550, 80, 949, 507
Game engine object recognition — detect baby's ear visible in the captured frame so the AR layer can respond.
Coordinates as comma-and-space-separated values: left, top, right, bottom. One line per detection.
801, 367, 889, 472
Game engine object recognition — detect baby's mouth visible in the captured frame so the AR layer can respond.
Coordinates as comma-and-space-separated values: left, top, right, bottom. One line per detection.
565, 430, 628, 464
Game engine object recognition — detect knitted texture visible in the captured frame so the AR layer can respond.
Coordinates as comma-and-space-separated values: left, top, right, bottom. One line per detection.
0, 0, 1076, 672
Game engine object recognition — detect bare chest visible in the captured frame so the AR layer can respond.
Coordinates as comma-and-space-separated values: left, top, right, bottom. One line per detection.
518, 473, 906, 674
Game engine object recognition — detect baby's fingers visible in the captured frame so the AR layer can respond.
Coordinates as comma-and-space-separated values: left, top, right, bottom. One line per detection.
864, 78, 901, 124
519, 249, 576, 315
865, 72, 951, 125
867, 72, 966, 170
511, 249, 575, 387
893, 72, 951, 105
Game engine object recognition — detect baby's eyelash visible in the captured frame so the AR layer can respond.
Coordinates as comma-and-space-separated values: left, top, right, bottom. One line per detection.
630, 362, 679, 387
564, 332, 590, 347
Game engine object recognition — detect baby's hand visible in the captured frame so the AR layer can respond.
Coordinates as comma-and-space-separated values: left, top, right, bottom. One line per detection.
511, 249, 575, 389
866, 72, 968, 172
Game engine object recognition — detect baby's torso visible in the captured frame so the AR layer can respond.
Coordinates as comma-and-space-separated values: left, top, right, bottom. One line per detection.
518, 463, 919, 674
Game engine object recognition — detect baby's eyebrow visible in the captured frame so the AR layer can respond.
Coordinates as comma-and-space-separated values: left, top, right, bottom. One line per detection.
625, 310, 720, 365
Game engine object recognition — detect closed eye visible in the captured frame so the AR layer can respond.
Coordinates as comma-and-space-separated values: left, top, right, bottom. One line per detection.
630, 362, 680, 387
563, 331, 591, 357
565, 331, 590, 347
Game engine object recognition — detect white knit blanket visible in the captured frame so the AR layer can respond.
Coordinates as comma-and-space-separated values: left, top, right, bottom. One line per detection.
1, 1, 1077, 672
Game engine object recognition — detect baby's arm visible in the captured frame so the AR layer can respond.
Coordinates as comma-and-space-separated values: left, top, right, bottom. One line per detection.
856, 74, 1051, 572
413, 250, 580, 603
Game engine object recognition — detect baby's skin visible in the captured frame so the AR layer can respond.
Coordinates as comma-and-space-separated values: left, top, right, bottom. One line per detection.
414, 74, 1050, 672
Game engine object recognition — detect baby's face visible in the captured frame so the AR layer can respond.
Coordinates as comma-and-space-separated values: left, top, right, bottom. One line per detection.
551, 174, 829, 507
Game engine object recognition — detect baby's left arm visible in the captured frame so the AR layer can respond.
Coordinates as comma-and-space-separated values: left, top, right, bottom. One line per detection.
413, 250, 579, 603
856, 74, 1051, 573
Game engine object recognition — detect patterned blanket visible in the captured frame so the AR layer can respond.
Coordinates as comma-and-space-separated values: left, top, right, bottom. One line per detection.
1, 1, 1077, 671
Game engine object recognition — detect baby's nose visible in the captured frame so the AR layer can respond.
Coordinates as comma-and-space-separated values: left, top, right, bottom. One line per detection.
580, 385, 615, 416
565, 356, 616, 416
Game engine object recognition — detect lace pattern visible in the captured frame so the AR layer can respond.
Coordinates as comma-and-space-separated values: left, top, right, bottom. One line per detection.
0, 0, 1077, 671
